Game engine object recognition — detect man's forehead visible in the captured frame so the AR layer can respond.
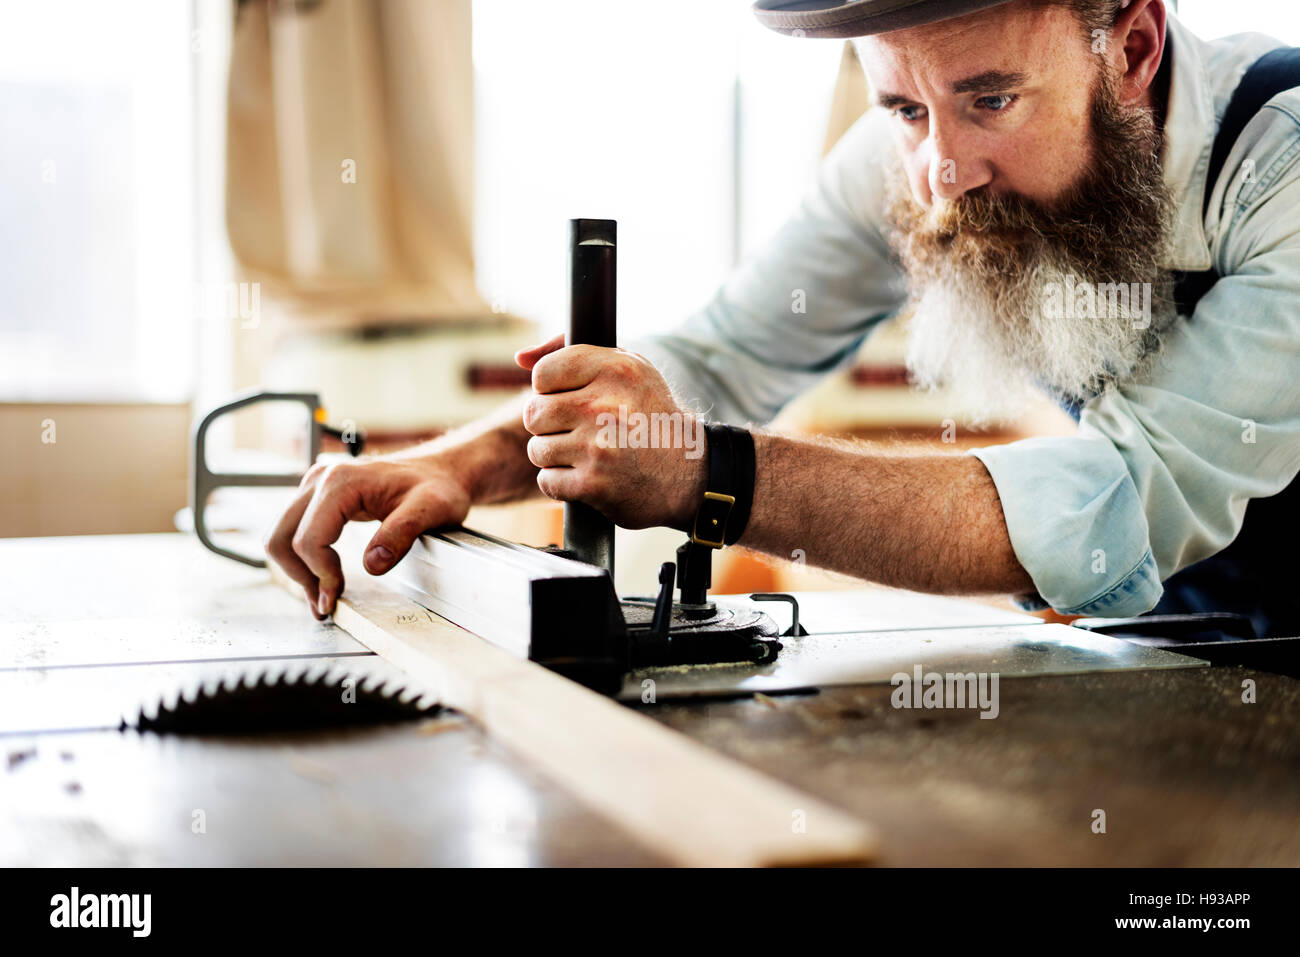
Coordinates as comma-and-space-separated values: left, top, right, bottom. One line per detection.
854, 3, 1078, 92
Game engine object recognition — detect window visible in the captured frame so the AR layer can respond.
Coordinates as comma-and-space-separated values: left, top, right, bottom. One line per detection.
1177, 0, 1300, 44
0, 0, 201, 401
472, 0, 843, 342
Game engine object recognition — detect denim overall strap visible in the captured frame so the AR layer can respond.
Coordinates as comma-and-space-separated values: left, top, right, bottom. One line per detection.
1060, 48, 1300, 638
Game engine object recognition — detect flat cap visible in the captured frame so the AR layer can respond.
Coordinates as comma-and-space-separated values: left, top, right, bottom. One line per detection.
753, 0, 1018, 38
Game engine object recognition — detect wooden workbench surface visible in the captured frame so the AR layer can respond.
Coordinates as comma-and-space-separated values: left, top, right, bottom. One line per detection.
2, 724, 667, 866
639, 667, 1300, 866
3, 534, 1297, 866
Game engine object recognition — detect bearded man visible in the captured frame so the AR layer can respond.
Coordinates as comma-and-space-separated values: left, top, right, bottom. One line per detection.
266, 0, 1300, 639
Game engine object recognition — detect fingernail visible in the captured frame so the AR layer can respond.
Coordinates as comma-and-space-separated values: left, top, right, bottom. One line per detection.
366, 545, 394, 570
317, 591, 333, 616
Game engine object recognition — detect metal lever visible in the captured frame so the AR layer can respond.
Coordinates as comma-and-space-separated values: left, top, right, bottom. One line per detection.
749, 593, 809, 638
192, 390, 364, 568
563, 218, 617, 577
650, 562, 676, 637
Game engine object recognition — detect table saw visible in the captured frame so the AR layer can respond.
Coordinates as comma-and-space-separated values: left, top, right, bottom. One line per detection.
9, 216, 1298, 866
5, 531, 1299, 866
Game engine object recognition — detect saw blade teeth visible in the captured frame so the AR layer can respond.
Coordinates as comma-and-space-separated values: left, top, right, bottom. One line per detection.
127, 656, 444, 733
140, 700, 172, 727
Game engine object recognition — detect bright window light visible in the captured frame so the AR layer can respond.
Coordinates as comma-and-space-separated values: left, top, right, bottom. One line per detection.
472, 0, 842, 341
1176, 0, 1300, 44
0, 0, 196, 402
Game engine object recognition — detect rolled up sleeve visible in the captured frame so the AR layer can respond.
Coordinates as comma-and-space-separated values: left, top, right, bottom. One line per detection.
971, 437, 1164, 616
971, 147, 1300, 617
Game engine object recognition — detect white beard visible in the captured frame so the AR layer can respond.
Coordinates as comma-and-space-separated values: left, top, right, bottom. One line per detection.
903, 255, 1166, 427
886, 65, 1178, 427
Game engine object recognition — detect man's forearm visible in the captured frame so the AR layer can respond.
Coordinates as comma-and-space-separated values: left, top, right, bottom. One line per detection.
391, 392, 539, 506
739, 432, 1034, 596
383, 391, 1034, 597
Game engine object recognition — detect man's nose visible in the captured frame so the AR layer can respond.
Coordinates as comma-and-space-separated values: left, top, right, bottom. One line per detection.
927, 125, 992, 201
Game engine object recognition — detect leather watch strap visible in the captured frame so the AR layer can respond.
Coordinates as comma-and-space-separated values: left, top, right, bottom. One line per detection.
691, 423, 755, 548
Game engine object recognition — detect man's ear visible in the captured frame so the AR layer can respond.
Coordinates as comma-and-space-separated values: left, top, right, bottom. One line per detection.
1110, 0, 1167, 105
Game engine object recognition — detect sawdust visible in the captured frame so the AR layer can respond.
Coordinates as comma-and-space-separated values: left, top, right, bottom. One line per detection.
631, 660, 753, 677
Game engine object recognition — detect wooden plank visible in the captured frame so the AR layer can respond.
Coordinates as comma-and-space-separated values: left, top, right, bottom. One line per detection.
272, 563, 877, 867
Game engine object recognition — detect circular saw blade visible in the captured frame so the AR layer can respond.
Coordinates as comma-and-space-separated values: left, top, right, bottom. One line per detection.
129, 662, 440, 735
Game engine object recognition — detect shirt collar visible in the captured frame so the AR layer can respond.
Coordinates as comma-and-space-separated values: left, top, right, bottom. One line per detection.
1160, 13, 1216, 272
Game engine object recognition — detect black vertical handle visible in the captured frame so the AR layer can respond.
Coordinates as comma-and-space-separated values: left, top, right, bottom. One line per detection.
564, 218, 617, 576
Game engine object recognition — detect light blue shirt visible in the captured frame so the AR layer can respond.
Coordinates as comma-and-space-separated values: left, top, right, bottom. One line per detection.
634, 15, 1300, 617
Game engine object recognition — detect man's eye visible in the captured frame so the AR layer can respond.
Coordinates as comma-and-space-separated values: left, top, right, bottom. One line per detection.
975, 94, 1017, 113
895, 105, 927, 122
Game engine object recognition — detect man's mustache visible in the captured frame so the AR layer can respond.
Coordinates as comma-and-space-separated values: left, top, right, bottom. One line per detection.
911, 179, 1098, 248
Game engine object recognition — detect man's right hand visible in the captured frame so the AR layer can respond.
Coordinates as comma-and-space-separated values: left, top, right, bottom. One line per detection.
264, 456, 471, 620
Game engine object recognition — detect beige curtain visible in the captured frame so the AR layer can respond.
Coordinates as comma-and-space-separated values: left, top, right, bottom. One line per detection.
823, 40, 871, 156
226, 0, 489, 328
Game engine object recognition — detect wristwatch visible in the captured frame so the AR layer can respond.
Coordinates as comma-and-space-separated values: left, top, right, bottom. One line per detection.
690, 423, 756, 549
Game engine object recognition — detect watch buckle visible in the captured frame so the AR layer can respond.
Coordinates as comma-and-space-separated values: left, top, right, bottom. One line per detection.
691, 491, 735, 549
